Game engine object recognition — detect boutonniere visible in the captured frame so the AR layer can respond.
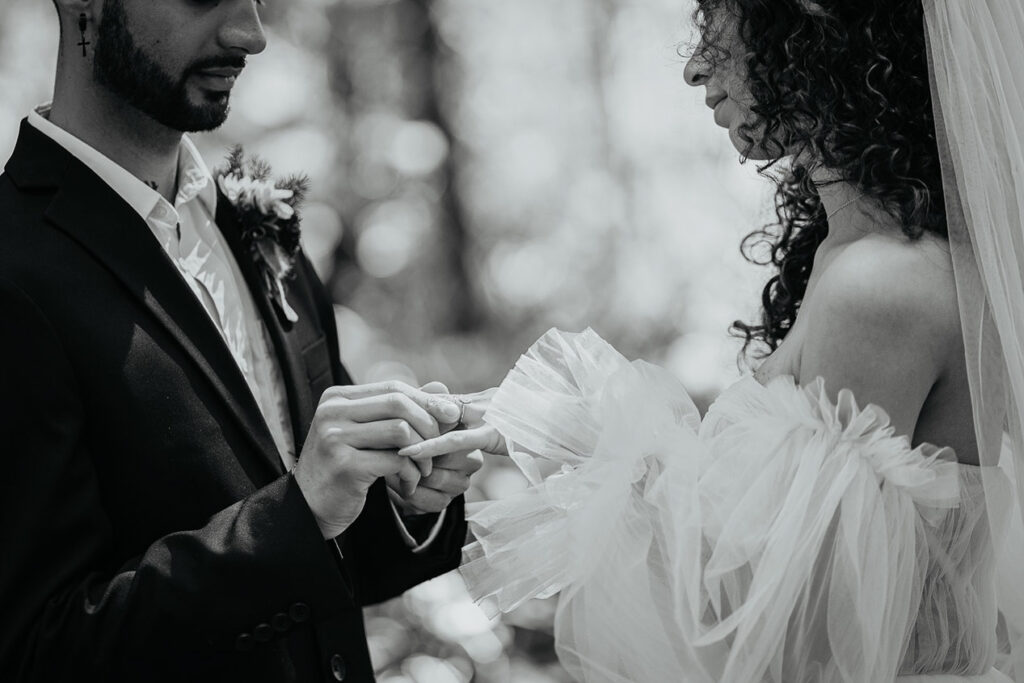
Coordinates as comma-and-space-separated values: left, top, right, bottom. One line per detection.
216, 146, 310, 324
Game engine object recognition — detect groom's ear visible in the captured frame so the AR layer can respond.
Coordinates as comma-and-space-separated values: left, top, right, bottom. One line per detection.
52, 0, 99, 55
52, 0, 98, 32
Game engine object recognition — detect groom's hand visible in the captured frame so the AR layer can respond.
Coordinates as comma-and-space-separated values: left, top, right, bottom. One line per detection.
384, 384, 488, 513
293, 382, 463, 539
397, 387, 509, 459
387, 449, 484, 514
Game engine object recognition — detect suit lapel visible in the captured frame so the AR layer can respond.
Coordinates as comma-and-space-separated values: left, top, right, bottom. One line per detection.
7, 122, 286, 481
215, 191, 325, 452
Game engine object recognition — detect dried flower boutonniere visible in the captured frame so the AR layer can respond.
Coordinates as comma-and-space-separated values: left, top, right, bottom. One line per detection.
216, 146, 310, 324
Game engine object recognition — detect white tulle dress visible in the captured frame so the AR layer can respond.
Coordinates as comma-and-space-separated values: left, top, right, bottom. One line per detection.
460, 329, 1011, 683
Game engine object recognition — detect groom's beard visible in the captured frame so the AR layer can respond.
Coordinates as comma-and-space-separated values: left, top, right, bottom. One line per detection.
92, 0, 240, 133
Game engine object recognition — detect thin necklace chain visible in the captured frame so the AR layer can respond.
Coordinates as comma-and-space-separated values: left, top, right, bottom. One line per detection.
826, 196, 860, 221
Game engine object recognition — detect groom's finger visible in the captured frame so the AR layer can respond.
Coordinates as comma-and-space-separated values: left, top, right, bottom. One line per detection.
328, 382, 461, 425
341, 393, 440, 440
419, 383, 462, 435
387, 484, 452, 515
384, 460, 423, 498
420, 381, 450, 395
432, 450, 485, 475
339, 420, 429, 450
419, 455, 481, 493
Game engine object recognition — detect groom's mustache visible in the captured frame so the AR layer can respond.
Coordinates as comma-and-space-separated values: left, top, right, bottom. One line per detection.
185, 55, 248, 77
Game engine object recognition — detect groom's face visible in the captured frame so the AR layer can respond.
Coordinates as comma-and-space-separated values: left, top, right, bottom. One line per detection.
92, 0, 267, 132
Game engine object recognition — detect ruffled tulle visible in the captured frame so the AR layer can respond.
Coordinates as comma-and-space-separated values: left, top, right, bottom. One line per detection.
461, 328, 1002, 682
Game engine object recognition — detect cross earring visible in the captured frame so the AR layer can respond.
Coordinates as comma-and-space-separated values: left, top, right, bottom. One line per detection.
78, 13, 91, 58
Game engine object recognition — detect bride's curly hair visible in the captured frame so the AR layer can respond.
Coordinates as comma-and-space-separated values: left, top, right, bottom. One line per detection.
693, 0, 947, 356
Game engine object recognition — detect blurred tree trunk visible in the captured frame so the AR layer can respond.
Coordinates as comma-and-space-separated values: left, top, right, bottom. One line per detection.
322, 0, 481, 337
403, 0, 479, 331
409, 0, 482, 332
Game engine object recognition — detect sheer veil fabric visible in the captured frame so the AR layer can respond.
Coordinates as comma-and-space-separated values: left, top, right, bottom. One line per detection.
925, 1, 1024, 678
456, 2, 1024, 682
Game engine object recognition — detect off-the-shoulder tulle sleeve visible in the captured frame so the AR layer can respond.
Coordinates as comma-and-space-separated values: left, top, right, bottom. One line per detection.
460, 329, 999, 683
462, 329, 703, 616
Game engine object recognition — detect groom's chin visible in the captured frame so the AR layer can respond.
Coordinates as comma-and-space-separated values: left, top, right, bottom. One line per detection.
187, 81, 233, 125
164, 93, 231, 133
190, 100, 231, 133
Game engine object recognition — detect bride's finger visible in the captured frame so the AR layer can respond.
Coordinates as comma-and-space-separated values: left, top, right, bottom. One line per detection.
397, 425, 506, 459
397, 431, 473, 459
450, 388, 496, 429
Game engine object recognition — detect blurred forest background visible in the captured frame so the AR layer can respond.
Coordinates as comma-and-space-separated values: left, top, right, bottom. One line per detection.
0, 0, 772, 680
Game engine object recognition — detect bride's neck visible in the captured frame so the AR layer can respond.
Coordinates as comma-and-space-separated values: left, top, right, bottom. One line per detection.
812, 174, 897, 248
801, 174, 902, 300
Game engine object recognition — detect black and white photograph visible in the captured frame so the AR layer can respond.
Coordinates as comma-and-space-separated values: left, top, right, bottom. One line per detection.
2, 0, 1024, 681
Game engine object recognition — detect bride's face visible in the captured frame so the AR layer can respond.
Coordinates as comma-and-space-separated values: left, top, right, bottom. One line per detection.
683, 8, 778, 161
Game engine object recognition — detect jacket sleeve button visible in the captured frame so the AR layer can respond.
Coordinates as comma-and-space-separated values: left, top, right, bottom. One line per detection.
254, 623, 274, 642
271, 612, 290, 632
289, 602, 311, 623
330, 653, 346, 681
235, 633, 255, 652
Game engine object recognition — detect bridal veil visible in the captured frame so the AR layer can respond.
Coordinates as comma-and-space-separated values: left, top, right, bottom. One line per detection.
925, 1, 1024, 678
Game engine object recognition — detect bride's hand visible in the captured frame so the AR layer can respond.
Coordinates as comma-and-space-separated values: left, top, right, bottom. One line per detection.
397, 388, 509, 459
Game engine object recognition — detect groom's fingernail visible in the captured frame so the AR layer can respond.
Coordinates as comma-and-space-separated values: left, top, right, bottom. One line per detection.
439, 401, 461, 421
401, 444, 422, 456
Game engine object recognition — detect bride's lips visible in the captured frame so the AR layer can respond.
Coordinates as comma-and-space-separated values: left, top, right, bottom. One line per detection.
711, 97, 730, 128
191, 66, 244, 92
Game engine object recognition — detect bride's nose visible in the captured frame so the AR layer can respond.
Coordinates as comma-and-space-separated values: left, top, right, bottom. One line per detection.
684, 49, 712, 87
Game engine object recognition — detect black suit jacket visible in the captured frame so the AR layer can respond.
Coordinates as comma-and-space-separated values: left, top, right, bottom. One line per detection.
0, 121, 466, 682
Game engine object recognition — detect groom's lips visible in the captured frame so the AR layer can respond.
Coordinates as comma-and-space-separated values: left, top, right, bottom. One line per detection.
192, 66, 244, 92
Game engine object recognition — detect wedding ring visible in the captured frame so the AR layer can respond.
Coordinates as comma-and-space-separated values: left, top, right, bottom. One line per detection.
456, 397, 469, 429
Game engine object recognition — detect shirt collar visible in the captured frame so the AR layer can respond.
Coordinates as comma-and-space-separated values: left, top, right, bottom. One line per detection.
28, 104, 217, 222
176, 134, 218, 216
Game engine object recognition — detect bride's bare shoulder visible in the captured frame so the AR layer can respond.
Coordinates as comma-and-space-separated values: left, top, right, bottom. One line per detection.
810, 232, 959, 337
798, 232, 962, 437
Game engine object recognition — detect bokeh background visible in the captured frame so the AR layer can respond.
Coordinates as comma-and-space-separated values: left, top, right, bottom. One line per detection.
0, 1, 773, 680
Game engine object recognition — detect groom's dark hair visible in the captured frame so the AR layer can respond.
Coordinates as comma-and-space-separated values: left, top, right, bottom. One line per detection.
50, 1, 62, 38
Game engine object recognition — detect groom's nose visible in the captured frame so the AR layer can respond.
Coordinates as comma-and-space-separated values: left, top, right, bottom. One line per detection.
218, 0, 268, 56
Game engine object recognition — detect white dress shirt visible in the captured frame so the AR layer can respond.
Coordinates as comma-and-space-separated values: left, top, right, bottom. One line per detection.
28, 106, 444, 551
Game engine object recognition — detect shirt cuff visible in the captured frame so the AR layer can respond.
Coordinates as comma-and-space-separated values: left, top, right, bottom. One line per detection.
389, 499, 448, 554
